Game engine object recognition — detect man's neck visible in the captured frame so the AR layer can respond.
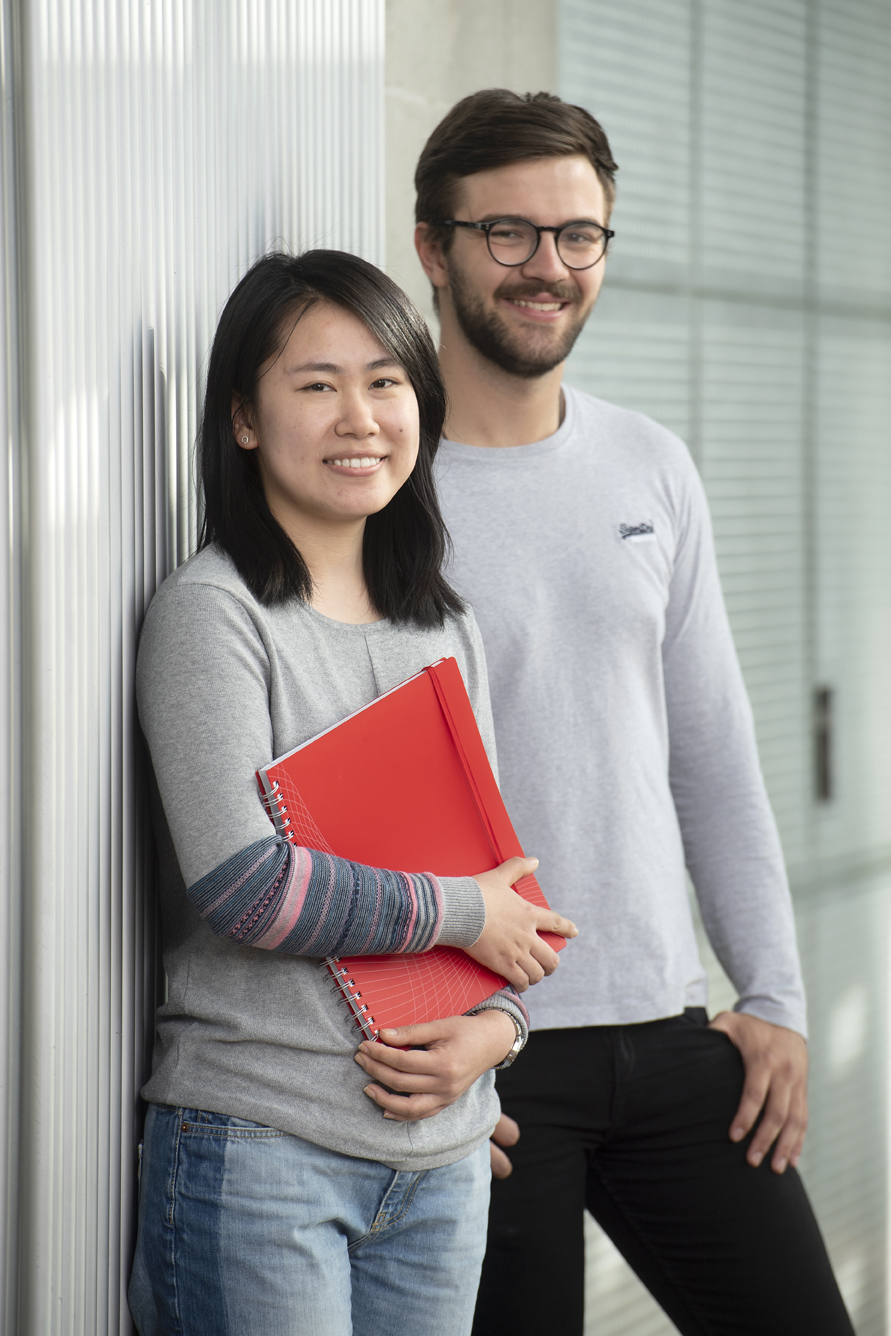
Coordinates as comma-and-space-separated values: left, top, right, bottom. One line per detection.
438, 318, 565, 450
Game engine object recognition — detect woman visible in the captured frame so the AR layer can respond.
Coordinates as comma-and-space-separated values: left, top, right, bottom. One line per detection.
128, 250, 576, 1336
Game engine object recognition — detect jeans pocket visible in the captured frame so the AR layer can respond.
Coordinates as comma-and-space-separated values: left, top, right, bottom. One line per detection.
178, 1107, 286, 1139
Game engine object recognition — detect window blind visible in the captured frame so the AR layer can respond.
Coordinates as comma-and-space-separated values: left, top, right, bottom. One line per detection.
560, 1, 891, 1331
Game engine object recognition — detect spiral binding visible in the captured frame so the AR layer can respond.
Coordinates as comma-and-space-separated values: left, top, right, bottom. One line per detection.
323, 956, 379, 1041
258, 779, 295, 842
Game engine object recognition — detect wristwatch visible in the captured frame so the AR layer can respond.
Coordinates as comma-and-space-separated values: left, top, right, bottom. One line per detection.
494, 1013, 525, 1070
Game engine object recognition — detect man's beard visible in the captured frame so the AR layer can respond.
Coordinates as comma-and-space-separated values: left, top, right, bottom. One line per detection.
447, 263, 590, 379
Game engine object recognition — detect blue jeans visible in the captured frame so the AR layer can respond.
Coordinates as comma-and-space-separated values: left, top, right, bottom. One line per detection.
129, 1104, 491, 1336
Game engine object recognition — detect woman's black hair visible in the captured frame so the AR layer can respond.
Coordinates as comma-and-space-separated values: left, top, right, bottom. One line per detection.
198, 249, 464, 626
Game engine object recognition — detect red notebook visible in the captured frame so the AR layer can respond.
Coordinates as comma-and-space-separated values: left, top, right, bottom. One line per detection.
255, 656, 562, 1040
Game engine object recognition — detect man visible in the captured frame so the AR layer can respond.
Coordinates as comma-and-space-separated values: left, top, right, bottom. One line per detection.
413, 89, 853, 1336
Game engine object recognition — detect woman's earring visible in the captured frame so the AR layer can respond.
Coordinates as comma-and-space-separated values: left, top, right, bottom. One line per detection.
241, 435, 249, 444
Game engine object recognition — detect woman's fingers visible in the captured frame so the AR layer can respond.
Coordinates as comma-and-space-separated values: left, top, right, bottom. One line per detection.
363, 1083, 444, 1121
377, 1021, 447, 1049
501, 855, 539, 883
357, 1013, 521, 1118
529, 936, 561, 975
467, 857, 579, 988
357, 1056, 436, 1092
546, 911, 579, 940
498, 961, 532, 992
354, 1039, 438, 1088
497, 857, 579, 940
467, 859, 578, 987
520, 955, 546, 986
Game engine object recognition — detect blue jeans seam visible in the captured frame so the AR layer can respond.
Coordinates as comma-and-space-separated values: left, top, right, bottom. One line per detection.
167, 1109, 186, 1334
375, 1172, 426, 1232
167, 1112, 184, 1227
349, 1170, 427, 1248
178, 1126, 287, 1139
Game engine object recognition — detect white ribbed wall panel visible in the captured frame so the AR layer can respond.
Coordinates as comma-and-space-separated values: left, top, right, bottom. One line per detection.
1, 2, 383, 1331
0, 4, 24, 1333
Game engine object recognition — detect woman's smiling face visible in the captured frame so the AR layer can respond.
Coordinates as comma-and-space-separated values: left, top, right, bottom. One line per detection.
235, 301, 420, 540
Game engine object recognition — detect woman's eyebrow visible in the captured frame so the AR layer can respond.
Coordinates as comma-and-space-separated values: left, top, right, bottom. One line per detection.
286, 360, 341, 374
285, 357, 400, 375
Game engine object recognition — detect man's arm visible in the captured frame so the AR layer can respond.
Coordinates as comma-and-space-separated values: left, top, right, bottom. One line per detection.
663, 455, 808, 1172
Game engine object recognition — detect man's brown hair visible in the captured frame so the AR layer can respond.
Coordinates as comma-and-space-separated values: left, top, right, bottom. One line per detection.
414, 89, 618, 252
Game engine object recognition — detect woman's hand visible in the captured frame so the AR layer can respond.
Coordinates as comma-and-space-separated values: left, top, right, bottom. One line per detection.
468, 856, 579, 991
355, 1009, 519, 1122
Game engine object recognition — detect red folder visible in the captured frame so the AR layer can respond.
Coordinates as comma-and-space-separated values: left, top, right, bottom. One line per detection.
256, 657, 562, 1040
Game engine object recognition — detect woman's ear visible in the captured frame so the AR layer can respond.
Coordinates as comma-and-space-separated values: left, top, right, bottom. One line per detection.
232, 397, 257, 451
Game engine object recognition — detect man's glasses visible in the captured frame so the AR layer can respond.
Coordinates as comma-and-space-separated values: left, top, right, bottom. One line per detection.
436, 217, 615, 269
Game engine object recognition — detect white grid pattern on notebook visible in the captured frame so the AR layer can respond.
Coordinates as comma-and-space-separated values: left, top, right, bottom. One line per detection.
334, 946, 501, 1034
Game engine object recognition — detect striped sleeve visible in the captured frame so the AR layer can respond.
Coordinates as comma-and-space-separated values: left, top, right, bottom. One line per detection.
187, 834, 446, 956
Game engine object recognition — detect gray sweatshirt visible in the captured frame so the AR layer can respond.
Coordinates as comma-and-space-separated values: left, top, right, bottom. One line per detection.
435, 384, 807, 1037
136, 545, 525, 1170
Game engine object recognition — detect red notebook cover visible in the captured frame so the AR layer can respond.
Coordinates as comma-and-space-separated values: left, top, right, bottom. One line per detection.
255, 657, 562, 1040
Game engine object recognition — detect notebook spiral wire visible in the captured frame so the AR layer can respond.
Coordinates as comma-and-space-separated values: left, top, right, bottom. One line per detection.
320, 957, 378, 1040
259, 779, 294, 841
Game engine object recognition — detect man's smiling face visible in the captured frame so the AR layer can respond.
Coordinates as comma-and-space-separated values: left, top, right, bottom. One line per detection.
439, 155, 609, 378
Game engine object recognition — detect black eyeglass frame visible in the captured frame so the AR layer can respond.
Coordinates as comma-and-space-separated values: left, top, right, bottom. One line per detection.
436, 217, 615, 269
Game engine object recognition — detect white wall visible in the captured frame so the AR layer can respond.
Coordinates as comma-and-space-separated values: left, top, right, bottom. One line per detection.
0, 3, 383, 1331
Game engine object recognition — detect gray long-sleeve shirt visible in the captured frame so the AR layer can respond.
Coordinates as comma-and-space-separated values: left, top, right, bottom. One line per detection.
136, 545, 524, 1170
435, 384, 807, 1037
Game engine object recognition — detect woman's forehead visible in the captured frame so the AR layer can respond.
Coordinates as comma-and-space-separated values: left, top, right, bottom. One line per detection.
277, 300, 391, 366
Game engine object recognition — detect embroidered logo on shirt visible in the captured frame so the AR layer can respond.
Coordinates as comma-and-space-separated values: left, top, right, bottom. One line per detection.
618, 522, 655, 543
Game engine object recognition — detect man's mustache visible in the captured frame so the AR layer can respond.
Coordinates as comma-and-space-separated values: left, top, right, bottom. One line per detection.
493, 279, 582, 306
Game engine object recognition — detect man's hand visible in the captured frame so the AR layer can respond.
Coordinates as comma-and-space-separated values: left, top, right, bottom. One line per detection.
489, 1111, 520, 1179
355, 1009, 518, 1122
468, 856, 579, 991
709, 1011, 808, 1174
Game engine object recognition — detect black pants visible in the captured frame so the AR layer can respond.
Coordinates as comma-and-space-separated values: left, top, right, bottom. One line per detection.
472, 1011, 854, 1336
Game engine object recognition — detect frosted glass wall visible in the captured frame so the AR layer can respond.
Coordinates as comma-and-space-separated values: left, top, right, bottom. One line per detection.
0, 2, 383, 1331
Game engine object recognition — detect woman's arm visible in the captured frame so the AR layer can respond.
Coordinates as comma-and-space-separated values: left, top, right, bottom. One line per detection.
140, 581, 575, 973
187, 832, 476, 956
139, 580, 485, 956
189, 837, 572, 977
